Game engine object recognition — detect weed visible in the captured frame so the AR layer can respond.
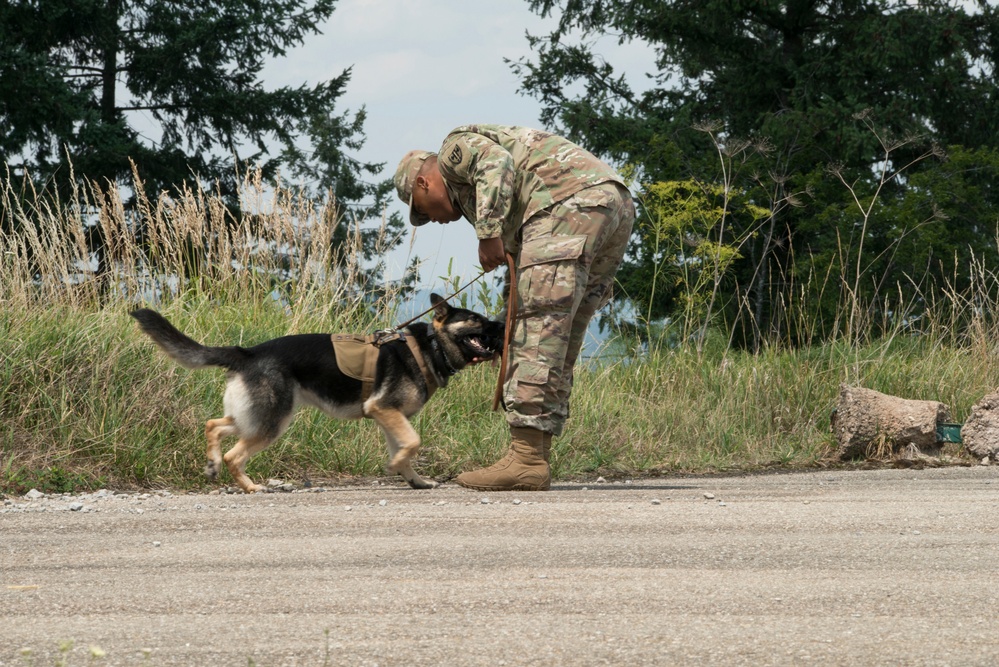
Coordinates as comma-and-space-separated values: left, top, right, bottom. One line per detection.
3, 158, 998, 492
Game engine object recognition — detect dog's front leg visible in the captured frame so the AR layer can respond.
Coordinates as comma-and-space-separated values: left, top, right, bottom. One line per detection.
365, 404, 438, 489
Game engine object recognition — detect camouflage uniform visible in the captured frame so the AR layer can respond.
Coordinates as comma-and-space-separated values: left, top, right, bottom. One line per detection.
432, 125, 635, 436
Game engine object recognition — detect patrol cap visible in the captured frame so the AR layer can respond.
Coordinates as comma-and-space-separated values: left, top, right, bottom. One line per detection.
394, 150, 436, 227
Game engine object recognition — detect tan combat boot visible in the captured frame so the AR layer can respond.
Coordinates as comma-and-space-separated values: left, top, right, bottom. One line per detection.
456, 427, 552, 491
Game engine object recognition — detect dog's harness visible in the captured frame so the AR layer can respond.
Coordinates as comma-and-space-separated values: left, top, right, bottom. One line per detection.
330, 259, 516, 414
331, 330, 445, 404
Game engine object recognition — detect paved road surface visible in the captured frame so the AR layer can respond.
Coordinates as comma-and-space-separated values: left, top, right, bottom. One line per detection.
3, 466, 998, 666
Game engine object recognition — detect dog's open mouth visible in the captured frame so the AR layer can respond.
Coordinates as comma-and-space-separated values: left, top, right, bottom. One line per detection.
464, 333, 503, 360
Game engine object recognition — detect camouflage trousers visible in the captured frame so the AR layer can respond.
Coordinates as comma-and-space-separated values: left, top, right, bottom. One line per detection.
504, 181, 635, 435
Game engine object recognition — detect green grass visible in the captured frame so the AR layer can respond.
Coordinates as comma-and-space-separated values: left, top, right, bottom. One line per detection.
3, 167, 998, 494
3, 299, 996, 494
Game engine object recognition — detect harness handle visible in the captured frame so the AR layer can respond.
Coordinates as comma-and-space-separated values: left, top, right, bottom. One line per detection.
492, 252, 517, 412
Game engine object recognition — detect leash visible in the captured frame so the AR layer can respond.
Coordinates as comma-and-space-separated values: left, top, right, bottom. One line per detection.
389, 270, 487, 332
492, 252, 517, 412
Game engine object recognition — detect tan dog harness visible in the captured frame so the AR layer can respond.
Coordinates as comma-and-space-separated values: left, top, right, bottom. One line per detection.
330, 331, 440, 404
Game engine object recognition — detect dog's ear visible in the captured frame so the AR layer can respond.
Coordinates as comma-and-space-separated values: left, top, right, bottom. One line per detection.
430, 293, 450, 319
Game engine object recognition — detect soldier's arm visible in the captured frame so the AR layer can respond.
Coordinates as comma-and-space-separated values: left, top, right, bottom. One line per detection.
438, 132, 514, 241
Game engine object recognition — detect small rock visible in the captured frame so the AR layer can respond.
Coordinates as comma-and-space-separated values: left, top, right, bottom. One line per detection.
703, 493, 715, 500
596, 477, 606, 483
25, 489, 44, 500
480, 498, 490, 504
68, 502, 83, 512
267, 479, 284, 488
152, 541, 162, 547
512, 499, 522, 505
378, 499, 388, 507
651, 499, 662, 505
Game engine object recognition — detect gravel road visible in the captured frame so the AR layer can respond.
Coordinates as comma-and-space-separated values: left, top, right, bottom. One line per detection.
3, 466, 998, 666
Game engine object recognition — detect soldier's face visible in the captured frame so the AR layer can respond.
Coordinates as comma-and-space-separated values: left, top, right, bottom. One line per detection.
413, 166, 461, 224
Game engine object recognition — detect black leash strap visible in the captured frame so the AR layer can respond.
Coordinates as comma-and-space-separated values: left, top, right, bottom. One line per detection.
389, 270, 488, 332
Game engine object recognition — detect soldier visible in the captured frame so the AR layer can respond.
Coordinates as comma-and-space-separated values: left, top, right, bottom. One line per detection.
394, 125, 635, 491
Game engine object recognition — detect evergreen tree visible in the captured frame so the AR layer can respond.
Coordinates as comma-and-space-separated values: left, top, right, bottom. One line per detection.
0, 0, 404, 296
514, 0, 999, 346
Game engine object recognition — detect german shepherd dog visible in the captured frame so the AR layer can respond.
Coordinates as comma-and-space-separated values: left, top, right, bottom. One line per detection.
130, 295, 503, 492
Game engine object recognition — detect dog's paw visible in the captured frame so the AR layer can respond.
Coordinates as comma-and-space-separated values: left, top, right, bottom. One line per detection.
387, 449, 415, 474
204, 461, 220, 480
406, 476, 439, 490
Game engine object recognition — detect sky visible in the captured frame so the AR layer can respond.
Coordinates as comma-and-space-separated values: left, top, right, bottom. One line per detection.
259, 0, 656, 289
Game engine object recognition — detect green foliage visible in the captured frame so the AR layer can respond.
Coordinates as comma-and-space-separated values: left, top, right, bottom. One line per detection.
0, 299, 946, 493
2, 463, 104, 496
519, 0, 999, 178
622, 178, 770, 334
875, 144, 999, 296
515, 0, 999, 347
6, 170, 999, 493
5, 75, 999, 492
0, 0, 374, 199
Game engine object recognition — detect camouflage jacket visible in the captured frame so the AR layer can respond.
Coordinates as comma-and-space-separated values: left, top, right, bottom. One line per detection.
436, 124, 625, 245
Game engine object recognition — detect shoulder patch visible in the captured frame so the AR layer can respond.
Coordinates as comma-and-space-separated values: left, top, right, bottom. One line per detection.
447, 145, 463, 165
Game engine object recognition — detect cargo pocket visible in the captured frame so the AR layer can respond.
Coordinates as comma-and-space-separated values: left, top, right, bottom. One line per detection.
517, 234, 587, 314
505, 357, 552, 417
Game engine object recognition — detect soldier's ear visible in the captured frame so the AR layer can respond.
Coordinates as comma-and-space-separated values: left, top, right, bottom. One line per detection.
430, 293, 450, 319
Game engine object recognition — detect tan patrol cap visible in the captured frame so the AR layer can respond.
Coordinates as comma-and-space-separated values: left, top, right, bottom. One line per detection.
394, 150, 436, 227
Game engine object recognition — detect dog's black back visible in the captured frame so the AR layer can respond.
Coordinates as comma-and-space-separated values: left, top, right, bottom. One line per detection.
129, 310, 499, 410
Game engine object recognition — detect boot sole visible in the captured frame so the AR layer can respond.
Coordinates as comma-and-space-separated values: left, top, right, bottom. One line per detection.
454, 480, 551, 492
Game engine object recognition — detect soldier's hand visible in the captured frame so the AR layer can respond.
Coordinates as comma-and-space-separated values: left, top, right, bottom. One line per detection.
478, 237, 506, 273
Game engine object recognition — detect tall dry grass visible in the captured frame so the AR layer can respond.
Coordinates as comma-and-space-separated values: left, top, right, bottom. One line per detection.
1, 163, 424, 492
3, 159, 999, 494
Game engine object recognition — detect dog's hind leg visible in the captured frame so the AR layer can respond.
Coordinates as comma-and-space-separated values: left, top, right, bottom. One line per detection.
205, 417, 236, 481
366, 404, 437, 490
216, 372, 294, 493
222, 436, 273, 494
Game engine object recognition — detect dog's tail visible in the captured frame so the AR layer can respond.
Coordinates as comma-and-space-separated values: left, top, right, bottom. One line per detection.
130, 309, 250, 371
